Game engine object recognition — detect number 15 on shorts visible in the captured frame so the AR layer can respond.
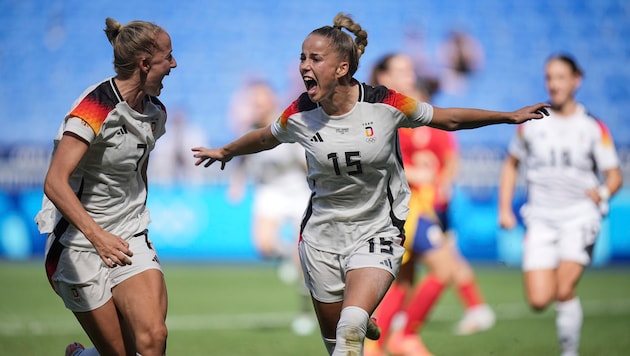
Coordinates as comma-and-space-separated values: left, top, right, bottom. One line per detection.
368, 237, 394, 269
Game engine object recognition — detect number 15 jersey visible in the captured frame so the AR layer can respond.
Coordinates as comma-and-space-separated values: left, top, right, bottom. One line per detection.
271, 82, 433, 254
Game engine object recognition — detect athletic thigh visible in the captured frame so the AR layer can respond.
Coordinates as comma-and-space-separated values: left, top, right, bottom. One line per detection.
111, 234, 167, 354
112, 269, 167, 334
308, 267, 396, 339
73, 299, 129, 355
524, 269, 557, 309
111, 233, 167, 325
556, 260, 585, 301
299, 236, 404, 303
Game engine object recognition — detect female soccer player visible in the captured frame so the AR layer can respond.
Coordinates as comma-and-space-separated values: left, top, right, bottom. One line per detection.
193, 13, 549, 356
36, 18, 176, 356
498, 54, 622, 356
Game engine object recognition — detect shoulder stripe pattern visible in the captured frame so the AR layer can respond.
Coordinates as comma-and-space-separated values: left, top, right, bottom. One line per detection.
68, 79, 120, 135
279, 93, 317, 129
362, 84, 418, 117
586, 109, 614, 148
595, 119, 614, 147
382, 90, 419, 117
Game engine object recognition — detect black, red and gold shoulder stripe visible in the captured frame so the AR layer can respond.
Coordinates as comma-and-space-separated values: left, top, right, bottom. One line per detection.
69, 81, 120, 135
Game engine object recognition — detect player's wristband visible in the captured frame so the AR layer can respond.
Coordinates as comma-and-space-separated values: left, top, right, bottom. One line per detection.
598, 185, 611, 202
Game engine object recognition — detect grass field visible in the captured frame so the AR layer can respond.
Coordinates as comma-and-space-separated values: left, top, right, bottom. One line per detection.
0, 261, 628, 356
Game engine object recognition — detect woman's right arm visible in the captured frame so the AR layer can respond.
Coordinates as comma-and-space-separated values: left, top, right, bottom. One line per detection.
44, 132, 133, 267
192, 125, 281, 169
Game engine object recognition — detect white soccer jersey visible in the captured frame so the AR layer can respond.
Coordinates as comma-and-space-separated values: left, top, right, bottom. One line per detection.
242, 138, 308, 192
508, 104, 619, 217
271, 82, 433, 254
36, 77, 167, 252
241, 139, 311, 222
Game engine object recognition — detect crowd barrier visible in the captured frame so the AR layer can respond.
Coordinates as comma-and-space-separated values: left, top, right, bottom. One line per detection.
2, 184, 629, 266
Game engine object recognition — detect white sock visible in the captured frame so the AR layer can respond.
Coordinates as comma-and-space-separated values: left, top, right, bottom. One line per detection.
556, 297, 582, 356
323, 338, 336, 355
332, 306, 369, 356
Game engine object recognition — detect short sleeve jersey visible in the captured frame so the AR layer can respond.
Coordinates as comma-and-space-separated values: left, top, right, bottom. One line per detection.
36, 78, 167, 251
271, 82, 433, 254
508, 104, 619, 216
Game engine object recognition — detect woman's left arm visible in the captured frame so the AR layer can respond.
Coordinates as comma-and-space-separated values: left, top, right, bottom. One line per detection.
429, 103, 550, 131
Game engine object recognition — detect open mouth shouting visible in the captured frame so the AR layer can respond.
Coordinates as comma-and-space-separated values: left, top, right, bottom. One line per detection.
303, 76, 317, 96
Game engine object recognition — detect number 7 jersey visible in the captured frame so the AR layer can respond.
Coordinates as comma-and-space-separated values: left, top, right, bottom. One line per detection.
36, 78, 167, 251
271, 82, 433, 254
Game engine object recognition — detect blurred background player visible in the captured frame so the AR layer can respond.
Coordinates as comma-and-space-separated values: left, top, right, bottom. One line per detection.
498, 54, 622, 356
226, 79, 316, 335
366, 53, 495, 356
436, 29, 485, 96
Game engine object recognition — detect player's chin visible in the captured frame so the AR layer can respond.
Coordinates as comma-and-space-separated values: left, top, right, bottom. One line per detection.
307, 92, 322, 103
149, 87, 162, 97
147, 82, 164, 97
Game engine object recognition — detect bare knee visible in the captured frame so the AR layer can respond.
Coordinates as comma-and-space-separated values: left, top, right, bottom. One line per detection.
136, 323, 168, 355
526, 289, 554, 311
524, 269, 557, 312
556, 286, 576, 302
528, 299, 550, 312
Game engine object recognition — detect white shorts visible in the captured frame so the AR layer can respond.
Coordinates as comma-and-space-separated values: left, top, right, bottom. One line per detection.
298, 235, 405, 303
253, 185, 308, 223
522, 214, 600, 271
50, 231, 163, 312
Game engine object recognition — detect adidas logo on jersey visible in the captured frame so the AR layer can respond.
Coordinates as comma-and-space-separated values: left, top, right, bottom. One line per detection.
310, 132, 323, 142
116, 124, 128, 136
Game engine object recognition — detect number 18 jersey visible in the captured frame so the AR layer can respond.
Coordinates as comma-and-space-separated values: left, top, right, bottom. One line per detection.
508, 104, 619, 218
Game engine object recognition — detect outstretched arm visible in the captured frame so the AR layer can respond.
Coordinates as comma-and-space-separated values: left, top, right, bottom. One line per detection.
192, 125, 281, 170
430, 103, 550, 131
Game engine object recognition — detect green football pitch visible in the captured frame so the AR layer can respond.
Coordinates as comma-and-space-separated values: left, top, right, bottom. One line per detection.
1, 261, 628, 355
